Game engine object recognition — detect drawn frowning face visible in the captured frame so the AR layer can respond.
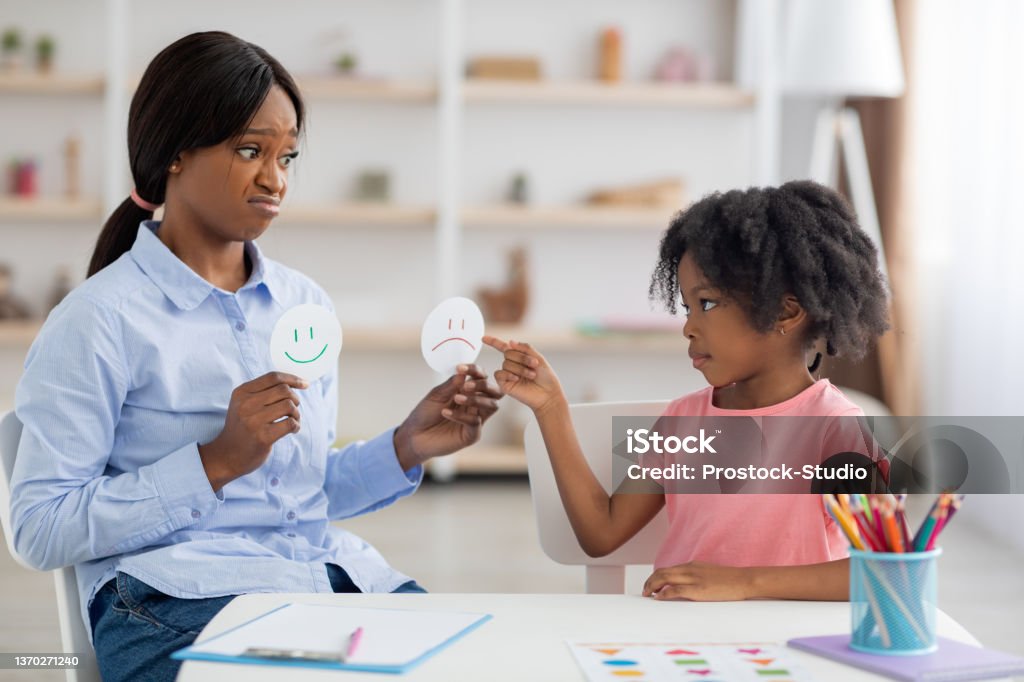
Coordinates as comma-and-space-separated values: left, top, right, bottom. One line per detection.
270, 303, 343, 382
421, 297, 484, 375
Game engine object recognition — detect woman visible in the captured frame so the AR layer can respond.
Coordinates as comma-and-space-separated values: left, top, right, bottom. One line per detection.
9, 31, 501, 681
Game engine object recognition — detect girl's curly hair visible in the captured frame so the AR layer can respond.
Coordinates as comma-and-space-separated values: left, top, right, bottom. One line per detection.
649, 180, 890, 360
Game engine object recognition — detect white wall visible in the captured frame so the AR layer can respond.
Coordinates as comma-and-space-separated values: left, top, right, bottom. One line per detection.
1, 0, 774, 440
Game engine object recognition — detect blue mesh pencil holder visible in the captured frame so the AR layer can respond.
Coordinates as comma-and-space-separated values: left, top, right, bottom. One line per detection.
849, 548, 941, 655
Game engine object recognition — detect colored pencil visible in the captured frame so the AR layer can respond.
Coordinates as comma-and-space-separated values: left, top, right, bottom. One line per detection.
824, 495, 866, 551
882, 501, 904, 553
852, 507, 885, 551
924, 495, 953, 551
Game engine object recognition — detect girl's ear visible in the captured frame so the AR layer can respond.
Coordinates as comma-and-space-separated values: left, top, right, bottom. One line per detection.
776, 294, 807, 336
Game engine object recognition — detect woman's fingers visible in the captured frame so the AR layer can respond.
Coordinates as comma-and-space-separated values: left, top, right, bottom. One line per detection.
259, 384, 301, 408
257, 400, 301, 425
265, 416, 301, 441
453, 393, 499, 413
440, 407, 483, 426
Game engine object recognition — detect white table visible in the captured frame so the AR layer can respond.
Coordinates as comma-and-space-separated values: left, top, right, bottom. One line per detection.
177, 593, 982, 681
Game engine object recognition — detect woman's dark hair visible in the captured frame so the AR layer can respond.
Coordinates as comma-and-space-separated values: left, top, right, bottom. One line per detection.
649, 180, 890, 361
88, 31, 305, 277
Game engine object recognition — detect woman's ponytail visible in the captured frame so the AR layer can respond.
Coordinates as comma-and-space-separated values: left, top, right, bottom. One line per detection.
88, 199, 153, 277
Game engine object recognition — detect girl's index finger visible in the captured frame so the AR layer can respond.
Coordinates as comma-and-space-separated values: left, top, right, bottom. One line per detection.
482, 335, 510, 352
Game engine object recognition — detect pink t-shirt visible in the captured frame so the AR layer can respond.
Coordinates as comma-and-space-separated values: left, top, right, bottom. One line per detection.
654, 379, 866, 569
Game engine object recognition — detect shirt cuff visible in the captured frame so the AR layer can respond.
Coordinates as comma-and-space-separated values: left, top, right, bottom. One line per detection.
150, 441, 224, 526
358, 428, 424, 500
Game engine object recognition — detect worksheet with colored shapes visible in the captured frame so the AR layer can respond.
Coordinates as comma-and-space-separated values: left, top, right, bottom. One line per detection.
569, 642, 817, 682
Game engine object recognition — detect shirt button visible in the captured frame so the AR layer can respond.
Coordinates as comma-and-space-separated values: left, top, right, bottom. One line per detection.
286, 511, 296, 520
191, 509, 201, 519
235, 321, 246, 332
270, 477, 280, 487
287, 533, 296, 538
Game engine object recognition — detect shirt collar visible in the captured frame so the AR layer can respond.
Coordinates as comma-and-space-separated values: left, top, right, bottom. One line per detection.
129, 221, 279, 310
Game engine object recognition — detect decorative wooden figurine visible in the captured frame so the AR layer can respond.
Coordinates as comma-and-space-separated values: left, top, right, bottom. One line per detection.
65, 134, 80, 199
598, 27, 622, 83
588, 178, 685, 209
48, 265, 73, 313
467, 57, 542, 81
477, 248, 529, 325
0, 264, 32, 320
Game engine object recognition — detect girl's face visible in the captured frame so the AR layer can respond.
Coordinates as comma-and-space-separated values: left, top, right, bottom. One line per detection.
167, 84, 299, 242
677, 252, 773, 388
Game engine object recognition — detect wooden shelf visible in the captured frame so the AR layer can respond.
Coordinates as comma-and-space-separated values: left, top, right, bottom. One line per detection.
0, 320, 41, 348
485, 325, 682, 353
297, 77, 436, 102
0, 197, 103, 221
462, 204, 679, 229
0, 321, 682, 353
284, 202, 435, 226
463, 79, 755, 108
442, 444, 526, 475
0, 72, 105, 95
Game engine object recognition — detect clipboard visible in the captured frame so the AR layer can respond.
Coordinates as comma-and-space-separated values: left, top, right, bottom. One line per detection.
171, 602, 492, 674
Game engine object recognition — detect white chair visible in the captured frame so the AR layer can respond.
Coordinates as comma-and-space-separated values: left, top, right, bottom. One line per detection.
523, 390, 894, 595
524, 400, 670, 594
0, 411, 102, 682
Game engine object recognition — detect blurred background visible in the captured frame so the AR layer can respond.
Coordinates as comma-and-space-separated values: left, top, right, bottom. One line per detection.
0, 0, 1022, 676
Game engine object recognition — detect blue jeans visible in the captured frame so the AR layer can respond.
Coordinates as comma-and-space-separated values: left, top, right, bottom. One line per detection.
89, 566, 425, 682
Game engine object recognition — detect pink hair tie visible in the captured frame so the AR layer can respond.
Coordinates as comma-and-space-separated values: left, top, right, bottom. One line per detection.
130, 188, 161, 212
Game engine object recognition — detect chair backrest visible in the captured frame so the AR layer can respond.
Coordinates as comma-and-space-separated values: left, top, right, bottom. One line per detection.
0, 410, 32, 570
0, 411, 101, 682
524, 400, 670, 594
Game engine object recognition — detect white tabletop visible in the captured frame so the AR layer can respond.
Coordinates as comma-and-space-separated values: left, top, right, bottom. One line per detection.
177, 593, 981, 682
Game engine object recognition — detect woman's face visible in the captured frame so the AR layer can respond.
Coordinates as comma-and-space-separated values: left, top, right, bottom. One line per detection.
167, 84, 299, 242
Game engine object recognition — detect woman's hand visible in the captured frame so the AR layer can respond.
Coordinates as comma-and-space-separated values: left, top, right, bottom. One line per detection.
198, 371, 309, 491
482, 336, 566, 417
642, 562, 755, 601
393, 364, 503, 471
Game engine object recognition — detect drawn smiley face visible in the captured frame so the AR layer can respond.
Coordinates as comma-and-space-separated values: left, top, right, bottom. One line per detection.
270, 303, 343, 382
420, 297, 484, 375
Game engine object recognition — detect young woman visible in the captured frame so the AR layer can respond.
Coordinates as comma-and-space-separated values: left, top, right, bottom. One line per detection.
10, 31, 502, 681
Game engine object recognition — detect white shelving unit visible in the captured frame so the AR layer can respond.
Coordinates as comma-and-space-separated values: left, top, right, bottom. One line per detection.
1, 0, 779, 477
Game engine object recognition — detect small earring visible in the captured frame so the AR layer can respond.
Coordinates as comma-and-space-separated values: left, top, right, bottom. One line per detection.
779, 328, 787, 336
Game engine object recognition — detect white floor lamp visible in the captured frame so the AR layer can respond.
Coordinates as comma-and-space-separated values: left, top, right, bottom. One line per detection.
783, 0, 905, 284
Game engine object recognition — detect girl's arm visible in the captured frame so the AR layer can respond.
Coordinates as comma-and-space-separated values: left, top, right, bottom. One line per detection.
484, 336, 664, 557
643, 558, 850, 601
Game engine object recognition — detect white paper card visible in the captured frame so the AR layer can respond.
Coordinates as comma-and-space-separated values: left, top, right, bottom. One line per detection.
420, 297, 484, 376
270, 303, 342, 382
188, 603, 487, 667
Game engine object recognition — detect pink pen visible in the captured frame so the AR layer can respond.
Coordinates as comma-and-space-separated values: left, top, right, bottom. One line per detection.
344, 627, 364, 662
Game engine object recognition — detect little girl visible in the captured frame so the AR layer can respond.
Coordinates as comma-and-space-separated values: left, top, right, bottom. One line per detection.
484, 181, 890, 601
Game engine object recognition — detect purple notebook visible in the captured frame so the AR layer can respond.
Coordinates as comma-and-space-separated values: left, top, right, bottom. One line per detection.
787, 635, 1024, 681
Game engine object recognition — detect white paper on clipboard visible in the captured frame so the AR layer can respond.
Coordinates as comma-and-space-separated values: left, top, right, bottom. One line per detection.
180, 603, 490, 670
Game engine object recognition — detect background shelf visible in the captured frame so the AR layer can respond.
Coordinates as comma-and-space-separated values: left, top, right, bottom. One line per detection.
463, 79, 755, 108
462, 204, 680, 229
0, 197, 103, 221
284, 203, 436, 226
0, 72, 104, 95
296, 77, 437, 103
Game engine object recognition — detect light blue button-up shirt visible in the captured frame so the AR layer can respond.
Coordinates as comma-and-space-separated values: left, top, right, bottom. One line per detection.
10, 222, 422, 641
